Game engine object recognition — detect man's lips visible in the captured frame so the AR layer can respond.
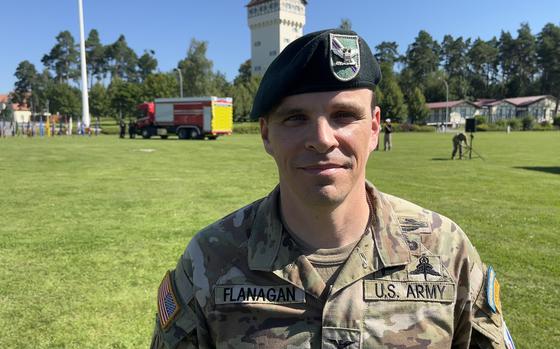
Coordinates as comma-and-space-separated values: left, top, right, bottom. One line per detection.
297, 163, 350, 174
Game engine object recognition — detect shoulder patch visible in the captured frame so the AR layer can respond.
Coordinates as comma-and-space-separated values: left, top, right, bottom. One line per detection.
398, 216, 431, 234
486, 266, 502, 313
158, 271, 182, 330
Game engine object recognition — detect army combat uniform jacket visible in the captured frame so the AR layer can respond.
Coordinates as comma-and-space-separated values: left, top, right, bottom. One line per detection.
151, 183, 514, 348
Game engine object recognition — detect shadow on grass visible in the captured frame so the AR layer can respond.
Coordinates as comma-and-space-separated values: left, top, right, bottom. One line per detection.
514, 166, 560, 175
432, 158, 452, 161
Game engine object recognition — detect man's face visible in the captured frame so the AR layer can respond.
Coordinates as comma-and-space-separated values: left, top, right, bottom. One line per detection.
260, 88, 380, 206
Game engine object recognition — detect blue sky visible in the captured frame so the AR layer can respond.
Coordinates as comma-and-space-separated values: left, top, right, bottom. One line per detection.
1, 0, 559, 93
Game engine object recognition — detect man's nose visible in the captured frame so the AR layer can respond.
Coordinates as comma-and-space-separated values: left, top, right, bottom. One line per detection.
305, 117, 338, 153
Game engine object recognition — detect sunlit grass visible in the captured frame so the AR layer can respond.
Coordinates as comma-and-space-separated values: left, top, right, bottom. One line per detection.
0, 131, 558, 348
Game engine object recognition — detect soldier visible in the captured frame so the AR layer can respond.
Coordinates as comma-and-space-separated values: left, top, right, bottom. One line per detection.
128, 120, 136, 139
119, 119, 126, 139
151, 29, 514, 349
452, 132, 468, 160
382, 118, 393, 151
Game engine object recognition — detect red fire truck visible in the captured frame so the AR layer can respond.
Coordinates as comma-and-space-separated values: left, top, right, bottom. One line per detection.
135, 97, 233, 139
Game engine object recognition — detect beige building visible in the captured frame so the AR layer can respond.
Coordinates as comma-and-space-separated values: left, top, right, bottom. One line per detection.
426, 100, 481, 125
427, 95, 558, 125
247, 0, 307, 76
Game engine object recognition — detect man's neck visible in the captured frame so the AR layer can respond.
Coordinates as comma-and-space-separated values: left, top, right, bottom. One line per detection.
279, 184, 371, 249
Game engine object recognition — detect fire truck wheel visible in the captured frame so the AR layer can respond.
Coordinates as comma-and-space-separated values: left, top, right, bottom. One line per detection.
141, 129, 151, 139
178, 128, 188, 139
208, 135, 218, 140
161, 135, 168, 139
188, 128, 199, 139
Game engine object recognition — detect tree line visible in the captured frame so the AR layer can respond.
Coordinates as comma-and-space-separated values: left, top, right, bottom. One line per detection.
7, 22, 560, 124
8, 30, 259, 122
374, 22, 560, 123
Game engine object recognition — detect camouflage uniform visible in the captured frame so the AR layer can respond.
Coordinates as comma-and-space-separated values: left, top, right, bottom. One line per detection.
151, 182, 513, 349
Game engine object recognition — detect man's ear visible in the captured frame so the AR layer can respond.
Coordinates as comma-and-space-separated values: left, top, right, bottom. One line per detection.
259, 117, 273, 155
369, 106, 381, 152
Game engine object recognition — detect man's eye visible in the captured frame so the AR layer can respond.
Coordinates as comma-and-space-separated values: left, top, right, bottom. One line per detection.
283, 114, 306, 124
333, 112, 359, 123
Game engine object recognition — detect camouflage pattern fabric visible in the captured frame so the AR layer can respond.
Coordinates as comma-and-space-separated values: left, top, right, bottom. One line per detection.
151, 182, 512, 348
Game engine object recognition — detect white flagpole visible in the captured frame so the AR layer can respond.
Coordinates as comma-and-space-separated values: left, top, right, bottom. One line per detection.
78, 0, 90, 128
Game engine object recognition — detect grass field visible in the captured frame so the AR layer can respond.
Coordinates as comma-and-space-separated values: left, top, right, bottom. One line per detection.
0, 131, 558, 348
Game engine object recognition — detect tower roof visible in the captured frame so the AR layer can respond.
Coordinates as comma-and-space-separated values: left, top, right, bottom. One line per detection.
247, 0, 307, 7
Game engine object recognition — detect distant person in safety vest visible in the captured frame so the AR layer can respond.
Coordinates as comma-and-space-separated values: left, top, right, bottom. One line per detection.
150, 29, 515, 349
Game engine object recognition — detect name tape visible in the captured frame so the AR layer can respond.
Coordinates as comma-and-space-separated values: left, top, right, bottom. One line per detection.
215, 285, 306, 305
364, 280, 455, 303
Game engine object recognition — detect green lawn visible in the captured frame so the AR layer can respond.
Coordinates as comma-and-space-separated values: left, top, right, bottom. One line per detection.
0, 131, 558, 348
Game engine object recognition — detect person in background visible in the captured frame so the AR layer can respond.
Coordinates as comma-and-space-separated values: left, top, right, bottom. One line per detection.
382, 118, 393, 151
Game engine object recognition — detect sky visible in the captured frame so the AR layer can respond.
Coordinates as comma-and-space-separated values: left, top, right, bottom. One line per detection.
1, 0, 559, 93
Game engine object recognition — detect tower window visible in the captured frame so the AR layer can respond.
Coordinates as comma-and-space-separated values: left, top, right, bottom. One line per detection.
254, 41, 261, 47
270, 50, 277, 56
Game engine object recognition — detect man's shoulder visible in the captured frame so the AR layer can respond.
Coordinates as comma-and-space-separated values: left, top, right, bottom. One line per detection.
187, 197, 266, 256
381, 192, 474, 253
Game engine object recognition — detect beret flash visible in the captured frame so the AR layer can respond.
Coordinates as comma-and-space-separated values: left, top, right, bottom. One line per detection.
250, 28, 382, 119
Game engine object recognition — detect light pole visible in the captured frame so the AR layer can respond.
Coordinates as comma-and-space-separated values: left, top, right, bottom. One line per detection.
174, 68, 183, 98
442, 78, 449, 125
77, 0, 90, 128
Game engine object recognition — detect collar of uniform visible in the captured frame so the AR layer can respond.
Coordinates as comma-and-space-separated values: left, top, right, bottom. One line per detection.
366, 181, 411, 267
248, 186, 284, 271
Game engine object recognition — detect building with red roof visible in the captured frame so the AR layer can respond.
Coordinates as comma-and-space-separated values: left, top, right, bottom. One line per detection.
426, 95, 558, 125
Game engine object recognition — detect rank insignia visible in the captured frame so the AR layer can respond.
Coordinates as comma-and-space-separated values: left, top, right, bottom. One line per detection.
158, 271, 181, 330
486, 266, 502, 313
330, 33, 360, 81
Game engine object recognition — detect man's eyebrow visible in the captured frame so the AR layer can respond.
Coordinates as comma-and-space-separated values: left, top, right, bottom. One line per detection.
273, 107, 308, 117
329, 102, 366, 114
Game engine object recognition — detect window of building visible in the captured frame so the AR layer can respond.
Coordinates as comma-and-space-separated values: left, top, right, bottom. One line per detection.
269, 50, 277, 56
255, 66, 262, 72
254, 41, 261, 47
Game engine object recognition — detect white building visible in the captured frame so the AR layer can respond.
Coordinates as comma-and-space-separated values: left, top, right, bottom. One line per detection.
247, 0, 307, 76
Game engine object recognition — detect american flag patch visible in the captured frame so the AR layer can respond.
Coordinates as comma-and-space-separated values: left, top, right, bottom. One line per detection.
158, 271, 181, 330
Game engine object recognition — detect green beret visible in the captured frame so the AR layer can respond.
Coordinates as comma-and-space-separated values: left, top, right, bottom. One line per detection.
250, 28, 381, 119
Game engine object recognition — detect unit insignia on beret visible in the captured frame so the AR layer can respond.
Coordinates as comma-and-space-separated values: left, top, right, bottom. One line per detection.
330, 33, 361, 81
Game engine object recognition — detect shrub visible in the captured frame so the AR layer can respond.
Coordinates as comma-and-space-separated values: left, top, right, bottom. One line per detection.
522, 116, 535, 131
233, 122, 260, 134
475, 124, 489, 132
532, 122, 553, 131
553, 116, 560, 128
508, 118, 522, 130
395, 123, 435, 132
475, 115, 487, 125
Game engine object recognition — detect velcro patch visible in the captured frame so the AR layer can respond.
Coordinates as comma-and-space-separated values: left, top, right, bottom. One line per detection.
486, 266, 502, 313
215, 285, 305, 305
158, 271, 181, 330
364, 280, 455, 303
398, 216, 431, 234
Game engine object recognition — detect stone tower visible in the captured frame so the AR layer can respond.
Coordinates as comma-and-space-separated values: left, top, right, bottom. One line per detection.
247, 0, 307, 76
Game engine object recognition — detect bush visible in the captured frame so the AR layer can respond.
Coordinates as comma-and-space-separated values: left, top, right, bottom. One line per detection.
508, 118, 522, 130
522, 116, 535, 131
395, 123, 435, 132
532, 122, 553, 131
495, 119, 508, 128
553, 116, 560, 128
475, 115, 487, 125
233, 122, 260, 134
